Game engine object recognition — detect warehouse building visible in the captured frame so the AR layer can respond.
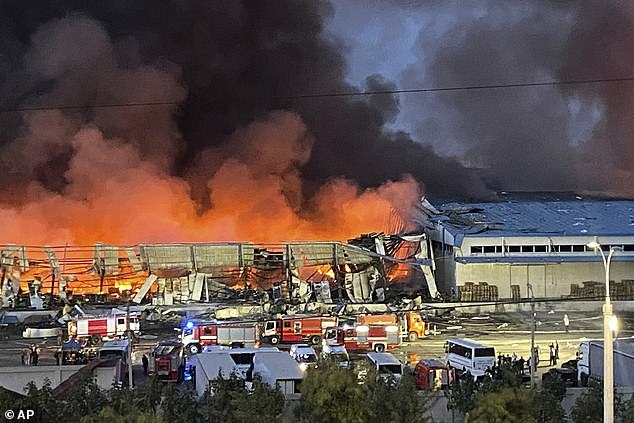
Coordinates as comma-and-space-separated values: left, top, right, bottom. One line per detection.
419, 195, 634, 301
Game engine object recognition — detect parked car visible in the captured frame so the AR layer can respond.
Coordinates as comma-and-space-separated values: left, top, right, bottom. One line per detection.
321, 343, 350, 368
543, 367, 578, 387
289, 344, 318, 371
366, 352, 404, 383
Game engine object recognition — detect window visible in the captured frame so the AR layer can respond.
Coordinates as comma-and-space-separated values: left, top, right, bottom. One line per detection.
265, 321, 275, 331
507, 246, 521, 253
483, 246, 496, 253
572, 245, 585, 252
624, 245, 634, 252
449, 344, 471, 358
203, 327, 212, 335
230, 353, 254, 365
378, 364, 402, 375
474, 347, 495, 357
470, 246, 483, 254
283, 321, 291, 328
520, 245, 534, 253
117, 318, 125, 325
534, 245, 547, 253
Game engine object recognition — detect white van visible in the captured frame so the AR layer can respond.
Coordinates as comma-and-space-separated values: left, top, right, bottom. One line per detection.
366, 352, 403, 382
445, 338, 495, 380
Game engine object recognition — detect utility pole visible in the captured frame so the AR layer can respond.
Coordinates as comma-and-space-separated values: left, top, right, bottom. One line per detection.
126, 300, 133, 388
528, 282, 536, 388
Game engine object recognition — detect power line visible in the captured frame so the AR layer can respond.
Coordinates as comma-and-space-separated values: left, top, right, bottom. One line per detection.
1, 76, 633, 114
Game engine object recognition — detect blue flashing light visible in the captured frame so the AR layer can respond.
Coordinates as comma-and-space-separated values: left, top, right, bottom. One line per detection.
185, 321, 194, 330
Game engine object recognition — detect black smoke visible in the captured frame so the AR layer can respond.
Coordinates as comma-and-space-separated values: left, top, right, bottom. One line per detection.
0, 0, 492, 209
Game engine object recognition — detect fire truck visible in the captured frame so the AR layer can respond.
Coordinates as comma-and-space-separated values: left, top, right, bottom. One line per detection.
68, 311, 140, 346
148, 340, 186, 383
180, 320, 258, 354
323, 324, 400, 353
357, 311, 430, 342
260, 316, 337, 346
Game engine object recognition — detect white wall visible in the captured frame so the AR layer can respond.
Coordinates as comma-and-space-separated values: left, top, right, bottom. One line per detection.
454, 261, 634, 299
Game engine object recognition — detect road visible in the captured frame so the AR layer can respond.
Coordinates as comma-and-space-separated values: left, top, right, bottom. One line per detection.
1, 309, 632, 380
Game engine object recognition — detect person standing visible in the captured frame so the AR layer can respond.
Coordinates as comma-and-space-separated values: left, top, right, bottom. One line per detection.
142, 354, 149, 375
549, 343, 556, 366
31, 345, 39, 366
563, 314, 570, 333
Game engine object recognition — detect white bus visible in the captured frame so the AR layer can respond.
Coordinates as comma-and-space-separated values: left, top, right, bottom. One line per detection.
445, 338, 495, 380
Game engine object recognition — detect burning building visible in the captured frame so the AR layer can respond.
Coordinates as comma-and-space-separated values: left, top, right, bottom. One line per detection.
0, 236, 438, 308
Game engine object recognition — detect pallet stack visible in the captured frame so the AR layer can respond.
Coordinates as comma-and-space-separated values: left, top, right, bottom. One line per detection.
511, 284, 521, 301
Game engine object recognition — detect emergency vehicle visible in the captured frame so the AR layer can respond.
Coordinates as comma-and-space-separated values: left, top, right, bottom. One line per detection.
180, 320, 258, 354
357, 311, 430, 342
148, 340, 186, 383
68, 311, 140, 346
260, 316, 337, 346
414, 359, 453, 390
323, 324, 400, 353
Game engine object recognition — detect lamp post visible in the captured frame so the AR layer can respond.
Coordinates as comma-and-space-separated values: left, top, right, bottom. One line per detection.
587, 241, 620, 423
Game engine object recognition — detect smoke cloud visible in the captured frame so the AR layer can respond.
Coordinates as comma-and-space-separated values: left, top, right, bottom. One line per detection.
0, 1, 487, 244
3, 1, 633, 245
394, 0, 633, 194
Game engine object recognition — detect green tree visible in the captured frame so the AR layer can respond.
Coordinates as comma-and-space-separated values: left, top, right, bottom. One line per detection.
234, 376, 285, 423
57, 373, 108, 420
367, 373, 429, 423
80, 406, 162, 423
571, 380, 603, 423
294, 362, 368, 423
447, 373, 478, 415
203, 372, 248, 422
617, 393, 634, 423
161, 383, 199, 422
19, 380, 62, 423
470, 387, 536, 423
534, 373, 566, 423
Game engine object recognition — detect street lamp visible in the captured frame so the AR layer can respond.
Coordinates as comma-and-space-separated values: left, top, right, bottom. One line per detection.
587, 241, 621, 423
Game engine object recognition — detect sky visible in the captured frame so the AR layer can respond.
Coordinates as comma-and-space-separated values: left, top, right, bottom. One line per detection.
0, 1, 633, 244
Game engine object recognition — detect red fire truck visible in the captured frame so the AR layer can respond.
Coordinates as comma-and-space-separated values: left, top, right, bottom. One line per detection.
68, 311, 140, 346
180, 320, 258, 354
148, 340, 186, 383
323, 324, 400, 353
260, 316, 337, 345
357, 311, 430, 342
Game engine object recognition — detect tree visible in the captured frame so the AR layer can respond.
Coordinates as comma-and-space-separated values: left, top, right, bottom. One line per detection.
367, 373, 430, 423
616, 393, 634, 423
80, 407, 162, 423
469, 388, 536, 423
534, 373, 566, 423
203, 372, 249, 422
19, 380, 62, 423
571, 380, 603, 423
161, 383, 199, 422
57, 373, 108, 420
294, 362, 368, 423
234, 376, 285, 423
202, 371, 285, 423
447, 373, 478, 415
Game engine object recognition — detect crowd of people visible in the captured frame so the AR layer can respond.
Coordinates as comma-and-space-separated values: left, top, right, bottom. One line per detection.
491, 341, 560, 376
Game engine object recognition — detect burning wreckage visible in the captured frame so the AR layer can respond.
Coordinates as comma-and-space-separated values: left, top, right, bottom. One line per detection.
0, 234, 438, 312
